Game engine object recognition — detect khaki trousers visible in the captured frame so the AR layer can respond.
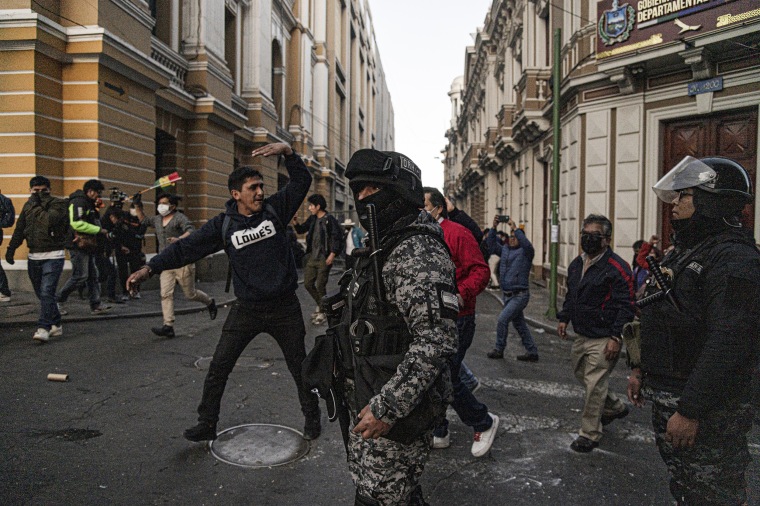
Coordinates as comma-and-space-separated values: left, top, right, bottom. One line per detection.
571, 334, 625, 442
160, 264, 212, 326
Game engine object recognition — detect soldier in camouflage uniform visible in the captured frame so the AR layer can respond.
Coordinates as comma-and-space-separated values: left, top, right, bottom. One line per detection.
628, 156, 760, 505
339, 149, 458, 506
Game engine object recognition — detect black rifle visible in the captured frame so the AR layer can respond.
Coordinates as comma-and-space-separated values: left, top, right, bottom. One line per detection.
365, 204, 385, 310
636, 255, 681, 310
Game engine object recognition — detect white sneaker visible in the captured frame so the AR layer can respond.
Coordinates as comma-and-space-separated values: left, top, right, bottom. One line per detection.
33, 328, 50, 342
0, 294, 10, 302
57, 303, 68, 316
432, 433, 450, 449
471, 413, 499, 457
49, 325, 63, 337
311, 312, 327, 325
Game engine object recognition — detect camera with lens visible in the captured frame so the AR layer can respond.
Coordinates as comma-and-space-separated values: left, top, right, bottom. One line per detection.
109, 187, 129, 206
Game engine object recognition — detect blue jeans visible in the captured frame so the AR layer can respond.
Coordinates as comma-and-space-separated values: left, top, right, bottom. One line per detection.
495, 290, 538, 355
57, 249, 101, 308
459, 361, 478, 391
0, 260, 9, 296
434, 314, 492, 436
28, 258, 64, 329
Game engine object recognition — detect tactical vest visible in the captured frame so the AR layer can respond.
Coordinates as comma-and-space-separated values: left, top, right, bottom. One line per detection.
336, 227, 452, 445
640, 231, 756, 382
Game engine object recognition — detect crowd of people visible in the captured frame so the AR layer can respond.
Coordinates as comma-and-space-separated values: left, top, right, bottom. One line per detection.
1, 146, 758, 506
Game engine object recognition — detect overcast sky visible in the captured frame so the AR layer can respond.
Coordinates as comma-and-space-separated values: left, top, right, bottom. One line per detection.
369, 0, 494, 190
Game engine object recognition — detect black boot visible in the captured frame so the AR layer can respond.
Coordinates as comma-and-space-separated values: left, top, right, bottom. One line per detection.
183, 421, 217, 442
151, 325, 175, 338
207, 299, 217, 320
303, 413, 322, 440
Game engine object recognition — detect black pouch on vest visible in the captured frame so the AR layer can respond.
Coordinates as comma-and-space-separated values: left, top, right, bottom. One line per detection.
353, 353, 444, 445
301, 332, 339, 420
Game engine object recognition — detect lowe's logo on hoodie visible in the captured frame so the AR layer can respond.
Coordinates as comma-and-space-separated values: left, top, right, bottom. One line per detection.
230, 220, 276, 250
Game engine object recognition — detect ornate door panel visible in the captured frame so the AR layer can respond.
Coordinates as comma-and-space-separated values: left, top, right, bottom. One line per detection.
661, 110, 757, 245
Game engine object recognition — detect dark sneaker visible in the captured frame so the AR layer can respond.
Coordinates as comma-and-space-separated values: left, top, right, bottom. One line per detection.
303, 416, 322, 440
601, 406, 630, 426
516, 354, 539, 362
151, 325, 176, 338
90, 305, 112, 315
570, 436, 599, 453
486, 349, 504, 359
184, 422, 217, 442
207, 299, 217, 320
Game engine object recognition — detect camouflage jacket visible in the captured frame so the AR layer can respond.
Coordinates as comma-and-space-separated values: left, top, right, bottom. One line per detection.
366, 212, 459, 427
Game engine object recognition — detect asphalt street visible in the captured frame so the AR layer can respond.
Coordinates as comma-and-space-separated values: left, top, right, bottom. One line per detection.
2, 276, 758, 505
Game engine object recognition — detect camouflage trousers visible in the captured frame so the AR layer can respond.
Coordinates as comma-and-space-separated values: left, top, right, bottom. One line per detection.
643, 386, 753, 505
344, 379, 432, 505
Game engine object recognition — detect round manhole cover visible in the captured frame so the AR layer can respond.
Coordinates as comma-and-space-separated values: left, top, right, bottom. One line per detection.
210, 424, 310, 468
194, 356, 273, 371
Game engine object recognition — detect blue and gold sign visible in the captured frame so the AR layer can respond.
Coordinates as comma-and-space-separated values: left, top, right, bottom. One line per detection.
599, 0, 636, 45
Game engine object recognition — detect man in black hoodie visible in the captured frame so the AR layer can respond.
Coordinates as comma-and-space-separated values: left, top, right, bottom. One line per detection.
628, 156, 759, 505
126, 143, 321, 443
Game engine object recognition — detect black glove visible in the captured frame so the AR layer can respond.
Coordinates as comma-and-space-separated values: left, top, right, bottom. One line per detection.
29, 192, 41, 205
5, 249, 14, 265
132, 193, 142, 205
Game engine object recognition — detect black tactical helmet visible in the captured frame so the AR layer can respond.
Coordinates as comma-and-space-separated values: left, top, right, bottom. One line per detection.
695, 157, 753, 218
345, 149, 424, 208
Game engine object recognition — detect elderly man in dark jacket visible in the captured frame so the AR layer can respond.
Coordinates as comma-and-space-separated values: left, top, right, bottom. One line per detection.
486, 216, 538, 362
558, 214, 635, 452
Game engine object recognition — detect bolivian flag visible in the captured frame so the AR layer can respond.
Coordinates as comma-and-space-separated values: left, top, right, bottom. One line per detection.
155, 171, 181, 188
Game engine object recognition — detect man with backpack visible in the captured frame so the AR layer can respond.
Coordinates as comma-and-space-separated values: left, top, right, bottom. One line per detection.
126, 143, 321, 443
0, 188, 15, 302
293, 193, 343, 325
5, 176, 69, 341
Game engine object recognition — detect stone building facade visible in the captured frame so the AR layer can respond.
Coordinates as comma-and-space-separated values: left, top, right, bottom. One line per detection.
443, 0, 759, 284
0, 0, 392, 284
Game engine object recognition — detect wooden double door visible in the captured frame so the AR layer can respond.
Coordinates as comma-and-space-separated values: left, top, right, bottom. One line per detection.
661, 109, 757, 245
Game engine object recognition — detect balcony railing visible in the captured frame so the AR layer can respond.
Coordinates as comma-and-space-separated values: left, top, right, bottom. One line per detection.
151, 38, 188, 89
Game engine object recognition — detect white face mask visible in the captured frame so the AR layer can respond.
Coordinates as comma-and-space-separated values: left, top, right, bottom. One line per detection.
157, 204, 171, 217
129, 208, 138, 217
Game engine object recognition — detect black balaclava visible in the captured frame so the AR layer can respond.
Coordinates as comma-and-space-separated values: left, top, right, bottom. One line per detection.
671, 188, 734, 247
355, 187, 417, 238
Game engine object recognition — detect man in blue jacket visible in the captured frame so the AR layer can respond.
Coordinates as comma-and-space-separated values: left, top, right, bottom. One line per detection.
486, 216, 539, 362
126, 143, 321, 442
557, 214, 635, 452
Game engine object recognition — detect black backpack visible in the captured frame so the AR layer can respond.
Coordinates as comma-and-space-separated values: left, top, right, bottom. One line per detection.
0, 194, 15, 229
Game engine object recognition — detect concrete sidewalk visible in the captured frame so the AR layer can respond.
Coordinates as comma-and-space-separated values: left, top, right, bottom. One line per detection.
0, 278, 238, 328
1, 268, 566, 334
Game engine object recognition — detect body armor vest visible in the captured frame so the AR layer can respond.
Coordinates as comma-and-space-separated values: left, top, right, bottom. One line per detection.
640, 231, 754, 385
335, 227, 450, 445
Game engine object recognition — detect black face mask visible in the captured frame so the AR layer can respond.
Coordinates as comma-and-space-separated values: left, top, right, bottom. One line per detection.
580, 233, 606, 256
355, 189, 411, 237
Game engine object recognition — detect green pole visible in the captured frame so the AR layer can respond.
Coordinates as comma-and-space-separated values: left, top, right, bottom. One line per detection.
547, 28, 561, 319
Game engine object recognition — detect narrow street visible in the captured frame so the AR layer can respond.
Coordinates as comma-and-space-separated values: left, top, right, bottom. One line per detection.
2, 279, 758, 505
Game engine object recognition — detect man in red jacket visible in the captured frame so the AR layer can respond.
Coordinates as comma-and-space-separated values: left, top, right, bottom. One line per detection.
423, 187, 499, 457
